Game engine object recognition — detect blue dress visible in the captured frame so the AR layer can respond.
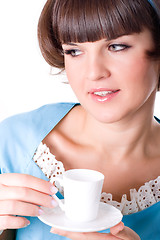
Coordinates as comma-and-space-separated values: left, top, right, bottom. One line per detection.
0, 102, 160, 240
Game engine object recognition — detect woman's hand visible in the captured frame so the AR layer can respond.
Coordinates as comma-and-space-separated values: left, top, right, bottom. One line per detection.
0, 173, 58, 230
50, 221, 141, 240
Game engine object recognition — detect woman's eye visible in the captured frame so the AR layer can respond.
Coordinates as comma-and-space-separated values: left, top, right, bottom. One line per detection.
108, 44, 130, 52
63, 49, 82, 57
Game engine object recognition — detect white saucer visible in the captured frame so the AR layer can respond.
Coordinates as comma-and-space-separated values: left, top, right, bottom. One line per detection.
38, 202, 123, 232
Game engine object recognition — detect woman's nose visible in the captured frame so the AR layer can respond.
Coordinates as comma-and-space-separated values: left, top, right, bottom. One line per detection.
85, 55, 111, 81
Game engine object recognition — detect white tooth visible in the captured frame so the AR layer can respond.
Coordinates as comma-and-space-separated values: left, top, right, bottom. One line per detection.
94, 91, 112, 96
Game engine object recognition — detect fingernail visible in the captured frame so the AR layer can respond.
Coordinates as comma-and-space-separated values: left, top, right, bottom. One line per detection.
38, 208, 44, 216
50, 185, 58, 194
24, 220, 30, 227
51, 199, 58, 207
119, 222, 124, 231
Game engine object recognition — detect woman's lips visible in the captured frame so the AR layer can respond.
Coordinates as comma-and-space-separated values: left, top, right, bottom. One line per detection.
89, 89, 120, 102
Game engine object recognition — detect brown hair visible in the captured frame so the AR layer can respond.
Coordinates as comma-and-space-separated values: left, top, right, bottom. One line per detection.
38, 0, 160, 89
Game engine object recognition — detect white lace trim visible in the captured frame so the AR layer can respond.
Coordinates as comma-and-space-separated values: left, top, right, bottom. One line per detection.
33, 142, 64, 194
33, 142, 160, 215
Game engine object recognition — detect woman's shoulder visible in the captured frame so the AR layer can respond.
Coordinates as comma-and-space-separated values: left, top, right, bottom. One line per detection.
0, 102, 78, 160
0, 102, 77, 135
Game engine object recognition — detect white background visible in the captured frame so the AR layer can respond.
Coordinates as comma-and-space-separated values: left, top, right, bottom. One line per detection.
0, 0, 159, 122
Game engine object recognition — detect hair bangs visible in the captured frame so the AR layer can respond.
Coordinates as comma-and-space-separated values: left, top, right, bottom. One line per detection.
52, 0, 154, 44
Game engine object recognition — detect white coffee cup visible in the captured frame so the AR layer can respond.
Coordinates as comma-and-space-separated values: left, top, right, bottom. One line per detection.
53, 169, 104, 222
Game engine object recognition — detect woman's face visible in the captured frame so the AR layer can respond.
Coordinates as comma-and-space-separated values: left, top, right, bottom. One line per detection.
62, 29, 160, 123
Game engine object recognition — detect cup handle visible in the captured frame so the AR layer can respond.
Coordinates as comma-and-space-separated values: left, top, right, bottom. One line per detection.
52, 177, 65, 211
53, 194, 65, 211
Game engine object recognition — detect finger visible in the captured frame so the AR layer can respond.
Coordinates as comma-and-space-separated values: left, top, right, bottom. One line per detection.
0, 173, 57, 195
114, 227, 140, 240
110, 222, 140, 240
110, 222, 125, 235
0, 216, 30, 230
0, 200, 43, 216
0, 185, 58, 208
50, 228, 120, 240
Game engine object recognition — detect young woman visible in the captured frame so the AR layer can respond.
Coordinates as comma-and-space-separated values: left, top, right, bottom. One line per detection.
0, 0, 160, 239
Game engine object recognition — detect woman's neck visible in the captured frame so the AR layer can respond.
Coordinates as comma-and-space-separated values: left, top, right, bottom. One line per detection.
82, 105, 159, 163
